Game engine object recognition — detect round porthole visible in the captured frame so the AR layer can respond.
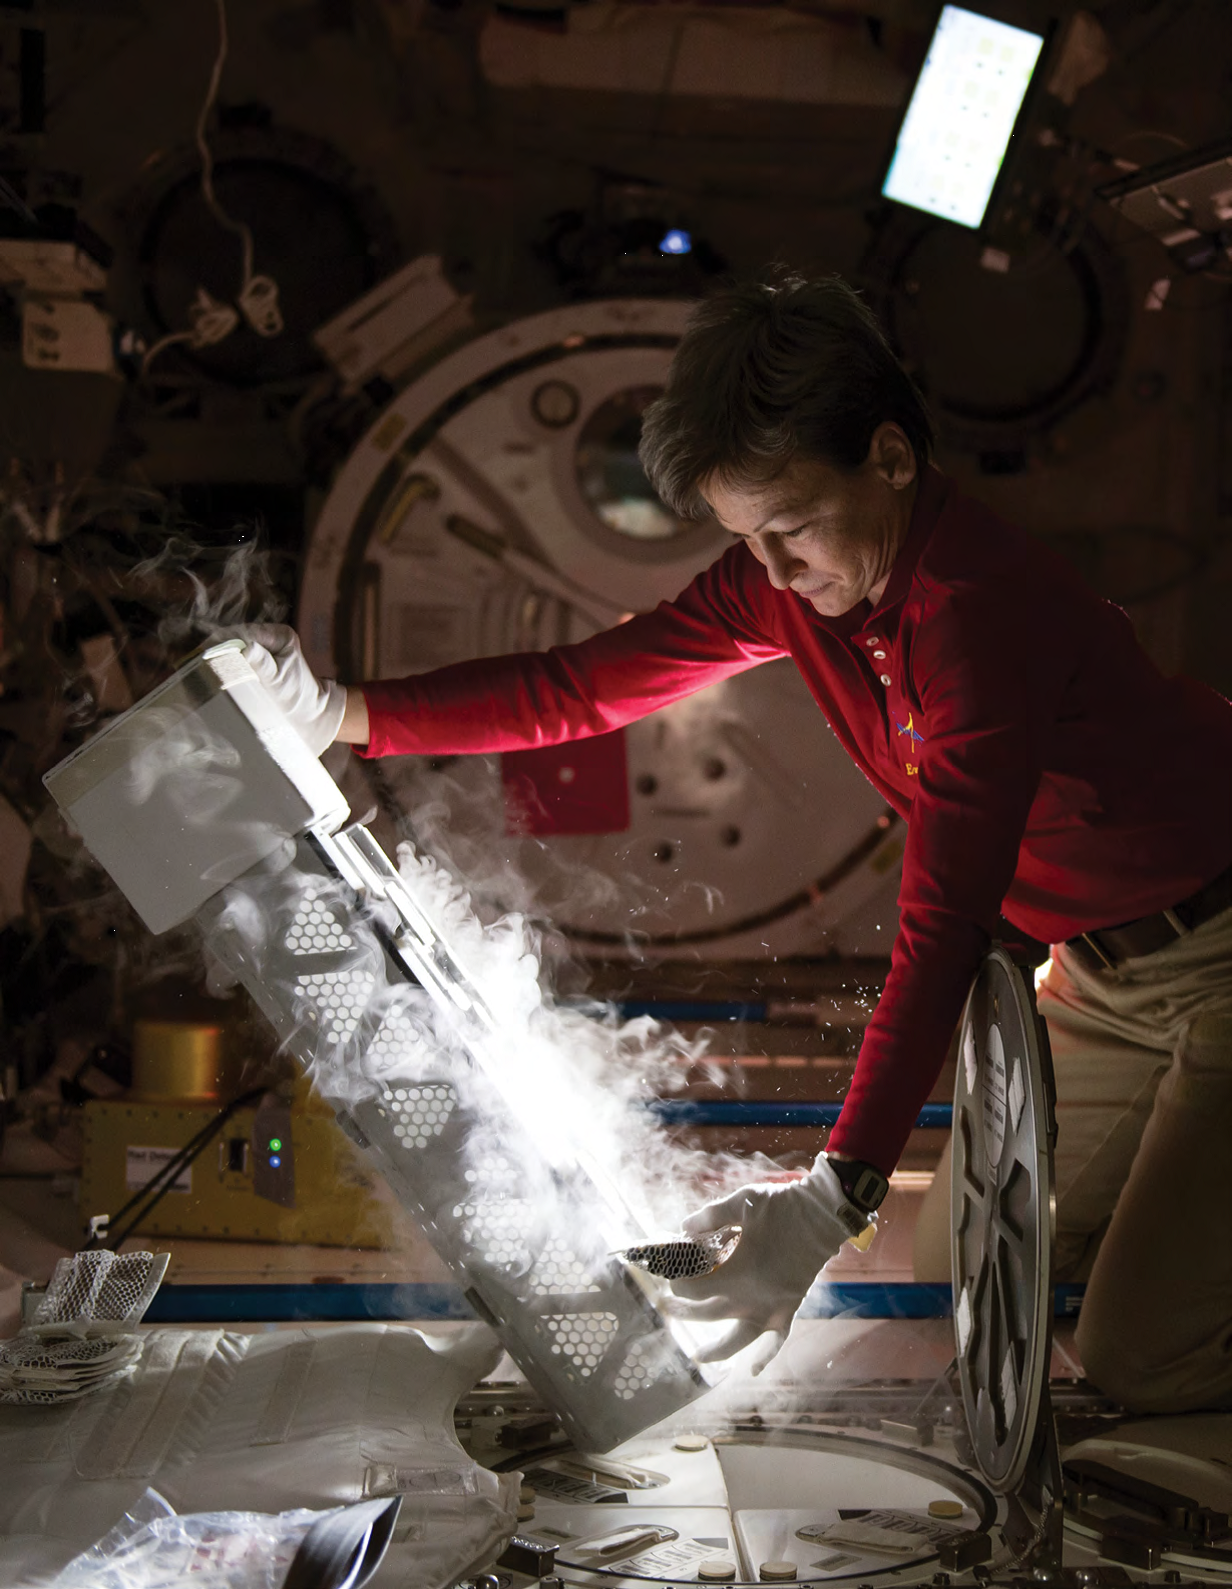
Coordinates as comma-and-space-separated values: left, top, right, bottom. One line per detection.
862, 209, 1128, 460
302, 298, 903, 956
574, 386, 688, 543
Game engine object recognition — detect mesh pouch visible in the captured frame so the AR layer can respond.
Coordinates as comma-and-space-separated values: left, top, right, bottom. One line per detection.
35, 1249, 171, 1326
0, 1250, 170, 1405
0, 1329, 144, 1405
620, 1225, 741, 1280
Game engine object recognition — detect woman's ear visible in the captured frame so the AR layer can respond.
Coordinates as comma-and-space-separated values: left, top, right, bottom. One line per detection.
868, 422, 918, 490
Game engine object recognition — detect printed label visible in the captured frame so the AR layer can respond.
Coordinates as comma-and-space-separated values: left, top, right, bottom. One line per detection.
364, 1464, 469, 1496
125, 1146, 191, 1194
812, 1509, 967, 1555
522, 1465, 626, 1505
622, 1540, 727, 1577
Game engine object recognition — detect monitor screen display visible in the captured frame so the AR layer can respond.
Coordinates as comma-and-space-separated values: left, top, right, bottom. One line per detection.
881, 5, 1045, 230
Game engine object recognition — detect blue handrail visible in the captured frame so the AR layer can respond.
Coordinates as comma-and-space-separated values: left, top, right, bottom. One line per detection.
142, 1280, 1084, 1324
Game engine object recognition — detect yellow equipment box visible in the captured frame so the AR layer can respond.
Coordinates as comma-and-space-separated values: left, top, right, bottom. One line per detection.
81, 1094, 391, 1247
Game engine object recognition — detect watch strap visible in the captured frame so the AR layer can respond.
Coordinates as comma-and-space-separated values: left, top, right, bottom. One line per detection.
826, 1156, 889, 1214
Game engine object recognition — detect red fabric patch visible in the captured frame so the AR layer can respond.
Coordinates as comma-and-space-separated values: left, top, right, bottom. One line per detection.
501, 731, 630, 836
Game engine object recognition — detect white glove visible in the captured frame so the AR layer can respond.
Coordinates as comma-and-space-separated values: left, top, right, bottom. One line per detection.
229, 624, 347, 758
664, 1155, 870, 1369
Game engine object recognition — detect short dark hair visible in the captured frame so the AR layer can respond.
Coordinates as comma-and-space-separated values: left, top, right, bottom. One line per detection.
640, 271, 935, 520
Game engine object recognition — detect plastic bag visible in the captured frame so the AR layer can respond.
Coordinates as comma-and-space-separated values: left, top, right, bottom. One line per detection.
48, 1489, 339, 1589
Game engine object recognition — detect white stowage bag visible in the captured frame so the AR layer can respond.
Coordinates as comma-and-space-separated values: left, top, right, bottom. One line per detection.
0, 1321, 519, 1589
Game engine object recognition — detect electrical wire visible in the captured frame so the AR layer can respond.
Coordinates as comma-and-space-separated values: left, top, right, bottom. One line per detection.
141, 0, 282, 378
87, 1085, 266, 1251
140, 285, 239, 377
138, 328, 197, 378
194, 0, 255, 292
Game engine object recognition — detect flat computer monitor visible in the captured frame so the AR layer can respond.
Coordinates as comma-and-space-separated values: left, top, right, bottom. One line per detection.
882, 5, 1046, 230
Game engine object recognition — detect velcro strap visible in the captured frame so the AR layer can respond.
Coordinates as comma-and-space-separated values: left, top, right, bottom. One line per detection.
74, 1330, 223, 1480
253, 1338, 316, 1446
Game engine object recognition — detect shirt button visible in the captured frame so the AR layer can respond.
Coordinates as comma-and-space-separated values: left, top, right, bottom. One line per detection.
879, 674, 892, 686
873, 650, 887, 659
865, 637, 879, 647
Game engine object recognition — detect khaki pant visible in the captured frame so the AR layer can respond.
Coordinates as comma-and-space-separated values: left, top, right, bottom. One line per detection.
913, 906, 1232, 1413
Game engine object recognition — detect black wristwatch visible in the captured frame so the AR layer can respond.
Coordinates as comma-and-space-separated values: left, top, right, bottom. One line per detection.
826, 1155, 890, 1215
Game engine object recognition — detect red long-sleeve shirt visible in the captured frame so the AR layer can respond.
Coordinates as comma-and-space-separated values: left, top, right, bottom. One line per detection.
361, 468, 1232, 1172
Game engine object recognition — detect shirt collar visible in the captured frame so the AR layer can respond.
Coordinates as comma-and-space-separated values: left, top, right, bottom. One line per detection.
807, 465, 951, 639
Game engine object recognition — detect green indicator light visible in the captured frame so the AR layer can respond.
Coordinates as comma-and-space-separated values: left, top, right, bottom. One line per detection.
268, 1137, 282, 1152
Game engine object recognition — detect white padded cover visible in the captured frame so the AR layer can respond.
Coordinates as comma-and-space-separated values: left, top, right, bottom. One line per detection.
0, 1321, 517, 1588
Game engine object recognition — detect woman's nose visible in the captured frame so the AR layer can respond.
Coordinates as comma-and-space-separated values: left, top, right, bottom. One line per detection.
761, 537, 800, 590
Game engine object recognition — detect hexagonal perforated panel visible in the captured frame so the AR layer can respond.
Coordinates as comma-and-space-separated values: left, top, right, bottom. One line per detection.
386, 1083, 456, 1149
531, 1236, 602, 1295
454, 1194, 533, 1271
285, 893, 353, 954
365, 1008, 431, 1079
51, 641, 710, 1455
198, 830, 710, 1451
294, 966, 376, 1045
613, 1333, 674, 1400
544, 1312, 620, 1376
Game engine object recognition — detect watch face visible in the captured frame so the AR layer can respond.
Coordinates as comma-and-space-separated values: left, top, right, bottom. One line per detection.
850, 1165, 889, 1212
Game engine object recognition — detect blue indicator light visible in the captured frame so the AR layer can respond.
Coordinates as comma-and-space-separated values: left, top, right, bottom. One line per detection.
268, 1154, 282, 1169
658, 229, 691, 256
